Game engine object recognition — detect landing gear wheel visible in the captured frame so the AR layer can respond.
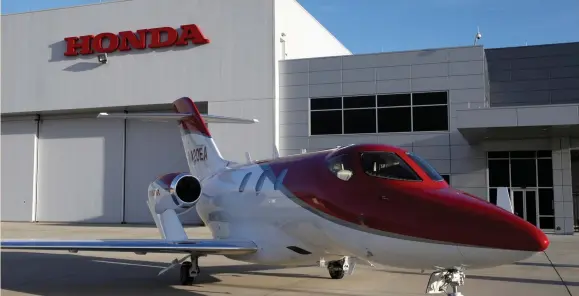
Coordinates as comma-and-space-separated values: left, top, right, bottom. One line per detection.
327, 261, 345, 279
179, 261, 199, 285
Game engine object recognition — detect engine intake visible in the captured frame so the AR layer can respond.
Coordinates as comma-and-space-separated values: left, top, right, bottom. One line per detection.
148, 172, 202, 215
170, 174, 202, 204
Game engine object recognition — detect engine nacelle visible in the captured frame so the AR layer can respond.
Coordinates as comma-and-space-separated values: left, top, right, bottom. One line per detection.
147, 172, 202, 215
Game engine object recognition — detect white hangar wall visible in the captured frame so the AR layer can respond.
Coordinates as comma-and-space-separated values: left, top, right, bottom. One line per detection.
0, 0, 351, 223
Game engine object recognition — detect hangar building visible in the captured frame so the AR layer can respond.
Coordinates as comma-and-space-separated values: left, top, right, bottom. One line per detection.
1, 0, 577, 235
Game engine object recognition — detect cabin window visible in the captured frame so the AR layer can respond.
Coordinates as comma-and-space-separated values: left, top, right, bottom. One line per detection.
406, 152, 444, 181
327, 154, 354, 181
360, 152, 421, 181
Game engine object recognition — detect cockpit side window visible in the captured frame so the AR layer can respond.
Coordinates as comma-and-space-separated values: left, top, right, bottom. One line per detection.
327, 154, 354, 181
406, 152, 444, 181
360, 152, 421, 181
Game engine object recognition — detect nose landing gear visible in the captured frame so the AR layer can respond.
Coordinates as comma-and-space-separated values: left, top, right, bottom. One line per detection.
425, 268, 466, 296
321, 256, 356, 279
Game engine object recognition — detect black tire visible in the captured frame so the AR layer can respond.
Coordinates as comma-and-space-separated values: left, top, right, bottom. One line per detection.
329, 268, 345, 279
328, 262, 345, 279
180, 262, 195, 285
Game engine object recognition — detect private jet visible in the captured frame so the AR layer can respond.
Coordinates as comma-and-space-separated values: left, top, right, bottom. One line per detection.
1, 97, 549, 296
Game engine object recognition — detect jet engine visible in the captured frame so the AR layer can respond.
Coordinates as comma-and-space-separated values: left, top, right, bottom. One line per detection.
147, 172, 202, 216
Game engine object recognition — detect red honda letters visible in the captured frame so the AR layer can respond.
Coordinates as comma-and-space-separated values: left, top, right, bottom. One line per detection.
64, 24, 210, 56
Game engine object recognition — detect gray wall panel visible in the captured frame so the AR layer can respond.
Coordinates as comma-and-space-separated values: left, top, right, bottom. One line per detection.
412, 63, 449, 78
124, 119, 199, 224
342, 81, 375, 95
343, 68, 375, 82
377, 80, 411, 93
1, 120, 37, 221
486, 42, 579, 106
376, 66, 411, 80
309, 57, 342, 72
309, 70, 341, 84
36, 118, 124, 223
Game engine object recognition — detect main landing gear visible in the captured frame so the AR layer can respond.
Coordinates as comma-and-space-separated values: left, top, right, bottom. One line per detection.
179, 256, 200, 285
158, 253, 201, 286
320, 256, 356, 279
425, 268, 466, 296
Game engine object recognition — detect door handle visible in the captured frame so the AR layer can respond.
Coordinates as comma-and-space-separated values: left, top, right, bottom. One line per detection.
380, 196, 390, 201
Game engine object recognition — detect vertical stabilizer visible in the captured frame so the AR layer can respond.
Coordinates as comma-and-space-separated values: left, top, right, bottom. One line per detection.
172, 97, 229, 180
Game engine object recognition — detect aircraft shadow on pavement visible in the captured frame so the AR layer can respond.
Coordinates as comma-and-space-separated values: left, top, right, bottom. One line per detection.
0, 251, 327, 296
514, 262, 579, 269
379, 269, 579, 287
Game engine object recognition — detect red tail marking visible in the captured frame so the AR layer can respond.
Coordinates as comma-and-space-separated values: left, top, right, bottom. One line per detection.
172, 97, 211, 137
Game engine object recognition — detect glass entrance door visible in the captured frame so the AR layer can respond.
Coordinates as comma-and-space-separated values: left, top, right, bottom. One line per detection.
511, 189, 538, 227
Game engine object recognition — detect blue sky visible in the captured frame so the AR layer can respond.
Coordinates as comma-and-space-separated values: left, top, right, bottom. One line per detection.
2, 0, 578, 54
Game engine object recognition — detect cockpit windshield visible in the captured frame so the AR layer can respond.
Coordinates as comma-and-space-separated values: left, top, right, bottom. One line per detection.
360, 152, 421, 181
405, 152, 444, 181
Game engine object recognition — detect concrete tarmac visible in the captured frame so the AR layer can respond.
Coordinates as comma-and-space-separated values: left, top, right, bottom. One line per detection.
1, 222, 577, 296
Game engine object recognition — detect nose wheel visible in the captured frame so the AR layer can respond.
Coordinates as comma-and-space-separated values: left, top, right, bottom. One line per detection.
325, 256, 355, 279
425, 268, 466, 296
179, 256, 200, 285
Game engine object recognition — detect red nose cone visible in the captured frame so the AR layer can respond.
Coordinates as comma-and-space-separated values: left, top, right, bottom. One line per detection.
439, 190, 551, 252
496, 207, 550, 252
529, 225, 550, 252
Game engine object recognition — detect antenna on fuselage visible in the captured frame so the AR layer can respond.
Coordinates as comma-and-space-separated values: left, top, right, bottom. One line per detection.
245, 152, 252, 163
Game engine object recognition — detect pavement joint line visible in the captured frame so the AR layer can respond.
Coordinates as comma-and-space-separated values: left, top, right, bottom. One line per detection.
544, 251, 572, 296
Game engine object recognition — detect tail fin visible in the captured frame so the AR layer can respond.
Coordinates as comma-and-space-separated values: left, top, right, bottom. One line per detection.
97, 97, 258, 179
172, 98, 228, 179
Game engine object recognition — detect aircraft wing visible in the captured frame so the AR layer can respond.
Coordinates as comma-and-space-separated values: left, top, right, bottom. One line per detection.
0, 238, 258, 255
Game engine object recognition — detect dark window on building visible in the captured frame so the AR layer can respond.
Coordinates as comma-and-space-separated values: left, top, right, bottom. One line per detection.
539, 217, 554, 229
343, 95, 376, 109
344, 109, 376, 134
310, 111, 342, 135
537, 159, 553, 187
360, 152, 421, 181
310, 97, 341, 110
511, 159, 537, 187
309, 91, 449, 135
378, 94, 411, 107
539, 188, 554, 216
444, 175, 451, 183
488, 159, 510, 187
412, 105, 448, 131
406, 152, 444, 181
378, 107, 411, 132
489, 188, 497, 205
412, 92, 448, 105
488, 151, 509, 159
510, 151, 536, 158
537, 150, 552, 158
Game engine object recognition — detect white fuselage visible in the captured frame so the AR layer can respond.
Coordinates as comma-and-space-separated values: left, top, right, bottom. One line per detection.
194, 164, 537, 271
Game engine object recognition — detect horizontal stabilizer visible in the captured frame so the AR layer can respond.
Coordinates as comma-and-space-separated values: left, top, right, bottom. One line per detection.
97, 112, 259, 124
496, 187, 514, 214
1, 238, 258, 255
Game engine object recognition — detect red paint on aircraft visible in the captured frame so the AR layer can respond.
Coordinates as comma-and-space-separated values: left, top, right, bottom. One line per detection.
173, 97, 211, 137
265, 144, 549, 252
